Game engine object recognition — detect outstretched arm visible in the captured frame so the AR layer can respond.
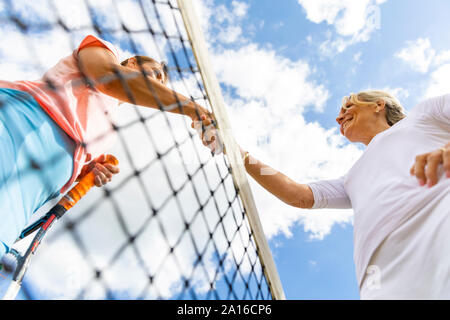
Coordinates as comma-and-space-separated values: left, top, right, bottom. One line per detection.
239, 148, 314, 209
77, 46, 211, 123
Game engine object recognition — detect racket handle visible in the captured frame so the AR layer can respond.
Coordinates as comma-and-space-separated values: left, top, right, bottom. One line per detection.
2, 281, 21, 300
59, 154, 119, 211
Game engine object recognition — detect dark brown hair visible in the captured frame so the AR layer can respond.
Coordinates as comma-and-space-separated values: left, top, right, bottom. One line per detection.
121, 55, 169, 82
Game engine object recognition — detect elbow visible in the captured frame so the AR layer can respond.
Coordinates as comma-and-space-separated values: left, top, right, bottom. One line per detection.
81, 62, 121, 97
286, 197, 313, 209
285, 184, 314, 209
94, 66, 154, 104
298, 197, 314, 209
95, 69, 134, 103
94, 68, 121, 96
96, 76, 117, 97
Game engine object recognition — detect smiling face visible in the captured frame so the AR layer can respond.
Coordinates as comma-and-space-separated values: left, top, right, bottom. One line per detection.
336, 95, 390, 145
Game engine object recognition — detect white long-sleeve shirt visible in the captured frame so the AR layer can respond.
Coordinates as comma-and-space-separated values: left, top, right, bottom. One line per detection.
308, 94, 450, 299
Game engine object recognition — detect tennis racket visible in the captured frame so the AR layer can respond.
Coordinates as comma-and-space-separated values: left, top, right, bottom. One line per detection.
1, 154, 118, 300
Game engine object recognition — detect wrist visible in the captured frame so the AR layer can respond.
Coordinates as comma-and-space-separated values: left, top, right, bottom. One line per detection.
186, 102, 206, 120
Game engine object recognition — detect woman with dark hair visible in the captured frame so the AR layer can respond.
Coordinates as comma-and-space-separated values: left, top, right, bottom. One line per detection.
0, 34, 215, 259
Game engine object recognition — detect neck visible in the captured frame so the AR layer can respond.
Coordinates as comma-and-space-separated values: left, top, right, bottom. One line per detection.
362, 121, 391, 146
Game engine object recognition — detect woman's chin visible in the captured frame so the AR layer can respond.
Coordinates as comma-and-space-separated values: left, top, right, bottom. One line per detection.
344, 131, 356, 142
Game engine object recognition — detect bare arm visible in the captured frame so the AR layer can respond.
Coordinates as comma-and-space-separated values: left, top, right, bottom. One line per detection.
77, 46, 209, 121
240, 148, 314, 209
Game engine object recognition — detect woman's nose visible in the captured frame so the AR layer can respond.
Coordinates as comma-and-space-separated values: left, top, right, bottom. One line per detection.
336, 107, 347, 124
155, 71, 164, 83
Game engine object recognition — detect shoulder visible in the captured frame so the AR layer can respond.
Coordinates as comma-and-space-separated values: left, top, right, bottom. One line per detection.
76, 35, 120, 62
410, 94, 450, 115
409, 94, 450, 124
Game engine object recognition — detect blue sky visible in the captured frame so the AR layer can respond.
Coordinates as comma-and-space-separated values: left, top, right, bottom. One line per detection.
1, 0, 450, 300
201, 0, 450, 299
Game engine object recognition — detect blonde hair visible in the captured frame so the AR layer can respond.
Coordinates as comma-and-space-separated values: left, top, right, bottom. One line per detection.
343, 90, 406, 126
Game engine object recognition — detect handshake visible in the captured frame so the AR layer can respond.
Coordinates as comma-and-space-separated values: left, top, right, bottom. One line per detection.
191, 113, 224, 155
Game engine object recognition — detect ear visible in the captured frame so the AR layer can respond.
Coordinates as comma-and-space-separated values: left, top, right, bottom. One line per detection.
377, 99, 386, 110
127, 57, 137, 68
375, 99, 386, 112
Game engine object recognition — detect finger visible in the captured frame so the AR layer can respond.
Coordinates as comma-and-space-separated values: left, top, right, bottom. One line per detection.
425, 151, 443, 187
413, 154, 427, 186
93, 167, 109, 186
94, 175, 103, 187
93, 169, 106, 187
443, 148, 450, 178
95, 163, 113, 180
202, 133, 214, 145
202, 139, 214, 147
202, 118, 212, 127
200, 113, 213, 126
192, 121, 202, 133
81, 162, 96, 179
96, 154, 106, 163
104, 163, 120, 174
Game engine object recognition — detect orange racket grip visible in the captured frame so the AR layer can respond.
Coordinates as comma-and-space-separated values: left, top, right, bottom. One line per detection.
58, 155, 119, 211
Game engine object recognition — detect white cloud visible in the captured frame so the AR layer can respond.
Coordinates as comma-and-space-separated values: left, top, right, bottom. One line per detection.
434, 50, 450, 66
300, 209, 353, 240
395, 38, 436, 73
231, 0, 249, 17
308, 260, 318, 267
217, 26, 243, 44
395, 38, 450, 98
212, 44, 329, 113
425, 63, 450, 98
196, 0, 249, 47
298, 0, 385, 55
379, 86, 410, 101
298, 0, 381, 39
53, 0, 93, 30
353, 52, 362, 64
396, 38, 450, 74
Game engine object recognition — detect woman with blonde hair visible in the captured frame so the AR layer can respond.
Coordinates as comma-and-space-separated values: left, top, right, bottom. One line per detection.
237, 89, 450, 299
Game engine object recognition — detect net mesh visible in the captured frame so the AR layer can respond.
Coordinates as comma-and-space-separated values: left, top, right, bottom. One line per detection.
0, 0, 274, 299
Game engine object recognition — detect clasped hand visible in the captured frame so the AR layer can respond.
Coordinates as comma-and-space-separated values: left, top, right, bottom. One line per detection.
410, 142, 450, 187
